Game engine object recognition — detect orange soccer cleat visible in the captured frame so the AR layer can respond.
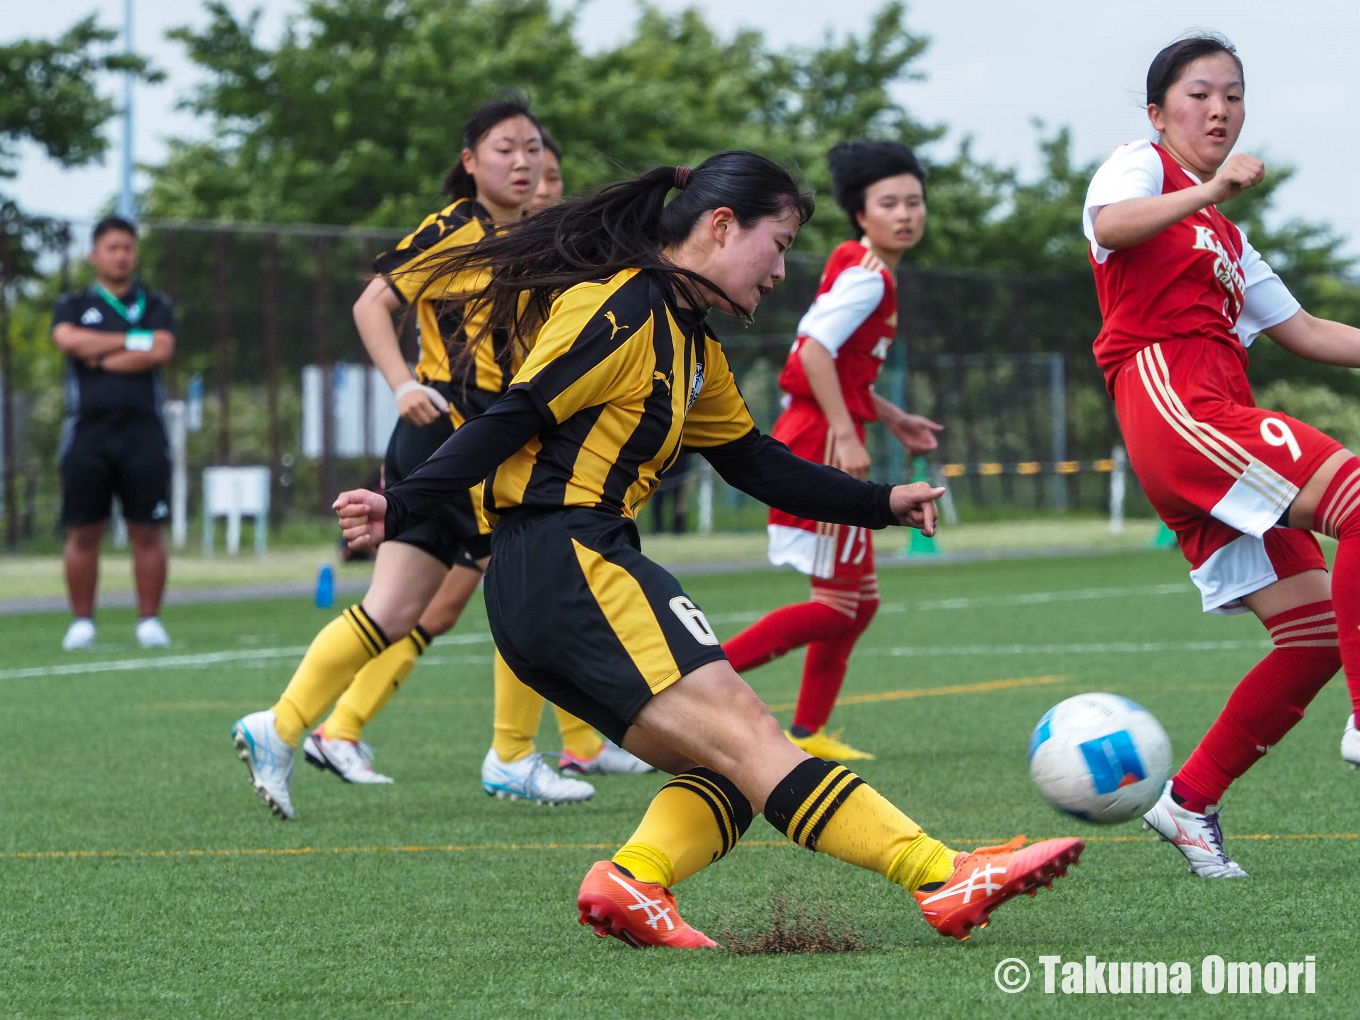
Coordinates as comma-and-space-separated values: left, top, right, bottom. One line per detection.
913, 835, 1084, 941
577, 861, 718, 949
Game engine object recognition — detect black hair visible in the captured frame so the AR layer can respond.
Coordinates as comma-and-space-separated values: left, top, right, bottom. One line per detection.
827, 141, 927, 237
441, 91, 544, 199
92, 216, 137, 244
1146, 32, 1243, 108
419, 150, 814, 363
541, 130, 561, 163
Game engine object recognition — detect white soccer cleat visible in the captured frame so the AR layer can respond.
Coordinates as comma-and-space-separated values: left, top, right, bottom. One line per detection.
231, 710, 296, 820
560, 739, 656, 776
136, 616, 172, 648
1141, 780, 1247, 878
481, 748, 595, 805
61, 618, 96, 651
1342, 715, 1360, 770
303, 728, 394, 784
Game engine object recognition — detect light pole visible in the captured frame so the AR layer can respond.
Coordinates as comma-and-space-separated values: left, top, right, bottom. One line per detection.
118, 0, 135, 219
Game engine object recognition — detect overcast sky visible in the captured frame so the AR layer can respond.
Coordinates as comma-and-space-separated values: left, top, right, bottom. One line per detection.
8, 0, 1358, 257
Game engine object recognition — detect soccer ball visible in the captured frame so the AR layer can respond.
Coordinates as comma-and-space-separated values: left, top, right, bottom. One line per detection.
1028, 693, 1173, 824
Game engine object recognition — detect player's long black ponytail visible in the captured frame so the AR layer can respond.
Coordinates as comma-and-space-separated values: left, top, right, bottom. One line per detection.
418, 150, 814, 362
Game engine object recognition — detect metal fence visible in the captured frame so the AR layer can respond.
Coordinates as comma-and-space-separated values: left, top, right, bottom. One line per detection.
0, 219, 1129, 549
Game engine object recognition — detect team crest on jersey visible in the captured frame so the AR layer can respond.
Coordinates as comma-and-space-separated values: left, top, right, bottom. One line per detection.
81, 307, 103, 325
687, 360, 705, 411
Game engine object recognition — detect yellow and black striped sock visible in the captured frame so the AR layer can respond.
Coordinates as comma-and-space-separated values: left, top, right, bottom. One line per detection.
271, 605, 391, 745
324, 625, 432, 743
763, 758, 956, 891
492, 652, 544, 764
556, 708, 603, 761
613, 768, 754, 887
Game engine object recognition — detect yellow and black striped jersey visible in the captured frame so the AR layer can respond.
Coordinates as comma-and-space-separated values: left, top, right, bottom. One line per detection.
489, 269, 752, 520
382, 269, 898, 541
372, 198, 512, 422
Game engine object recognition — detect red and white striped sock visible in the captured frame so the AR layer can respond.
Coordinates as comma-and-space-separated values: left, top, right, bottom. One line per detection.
1312, 455, 1360, 719
1172, 600, 1339, 812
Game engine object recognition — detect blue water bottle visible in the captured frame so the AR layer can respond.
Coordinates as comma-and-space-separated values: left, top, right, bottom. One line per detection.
315, 564, 335, 609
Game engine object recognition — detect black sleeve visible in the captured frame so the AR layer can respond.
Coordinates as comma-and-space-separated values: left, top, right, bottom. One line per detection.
698, 429, 898, 529
382, 387, 549, 538
52, 294, 79, 328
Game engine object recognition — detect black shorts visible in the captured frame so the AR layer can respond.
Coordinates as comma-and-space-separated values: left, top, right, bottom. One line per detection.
383, 412, 491, 568
60, 411, 170, 527
484, 508, 728, 744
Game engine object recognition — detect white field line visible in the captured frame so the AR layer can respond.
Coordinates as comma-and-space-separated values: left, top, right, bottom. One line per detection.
2, 584, 1202, 681
703, 582, 1189, 625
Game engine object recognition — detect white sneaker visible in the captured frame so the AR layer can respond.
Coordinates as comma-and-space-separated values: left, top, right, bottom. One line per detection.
1342, 715, 1360, 769
1141, 780, 1247, 878
231, 710, 295, 819
62, 618, 96, 651
136, 617, 172, 648
303, 728, 394, 784
559, 739, 656, 775
481, 749, 594, 805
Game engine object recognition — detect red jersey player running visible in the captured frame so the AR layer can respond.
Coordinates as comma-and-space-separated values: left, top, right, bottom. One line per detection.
1085, 33, 1360, 878
723, 141, 942, 761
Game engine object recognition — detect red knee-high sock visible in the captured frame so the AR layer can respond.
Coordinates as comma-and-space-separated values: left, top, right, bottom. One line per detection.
1173, 600, 1340, 812
792, 591, 880, 734
1313, 455, 1360, 718
724, 585, 858, 673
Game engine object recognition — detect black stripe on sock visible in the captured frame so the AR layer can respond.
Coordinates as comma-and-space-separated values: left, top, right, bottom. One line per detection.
790, 766, 854, 849
688, 767, 754, 838
410, 624, 434, 654
343, 607, 382, 657
353, 604, 391, 650
763, 758, 839, 845
667, 776, 735, 857
802, 775, 864, 851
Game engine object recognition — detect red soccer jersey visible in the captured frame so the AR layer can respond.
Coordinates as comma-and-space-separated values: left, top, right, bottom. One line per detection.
1083, 141, 1299, 393
777, 240, 897, 423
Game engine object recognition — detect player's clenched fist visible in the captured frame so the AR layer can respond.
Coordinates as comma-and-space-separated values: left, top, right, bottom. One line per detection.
889, 482, 946, 535
333, 489, 388, 549
1208, 153, 1264, 202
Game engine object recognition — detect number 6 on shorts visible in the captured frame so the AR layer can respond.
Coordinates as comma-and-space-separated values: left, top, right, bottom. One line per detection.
670, 596, 720, 646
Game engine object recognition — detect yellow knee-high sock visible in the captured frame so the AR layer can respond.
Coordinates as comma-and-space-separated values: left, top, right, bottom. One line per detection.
271, 606, 391, 745
763, 758, 957, 890
556, 708, 603, 761
613, 769, 754, 887
492, 651, 542, 763
324, 625, 431, 743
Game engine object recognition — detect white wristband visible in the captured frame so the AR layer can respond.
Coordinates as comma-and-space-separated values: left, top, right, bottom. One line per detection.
394, 380, 450, 413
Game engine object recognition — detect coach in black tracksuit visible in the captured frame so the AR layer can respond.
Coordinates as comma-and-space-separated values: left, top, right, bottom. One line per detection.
50, 216, 177, 651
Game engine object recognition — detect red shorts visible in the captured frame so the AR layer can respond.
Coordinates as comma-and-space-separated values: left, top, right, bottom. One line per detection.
1113, 339, 1339, 613
766, 401, 877, 582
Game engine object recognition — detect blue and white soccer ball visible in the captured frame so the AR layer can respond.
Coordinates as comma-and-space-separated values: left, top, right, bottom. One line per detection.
1028, 693, 1173, 824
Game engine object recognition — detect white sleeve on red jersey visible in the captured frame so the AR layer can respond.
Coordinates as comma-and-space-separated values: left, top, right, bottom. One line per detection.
795, 265, 885, 357
1082, 140, 1165, 264
1235, 228, 1301, 347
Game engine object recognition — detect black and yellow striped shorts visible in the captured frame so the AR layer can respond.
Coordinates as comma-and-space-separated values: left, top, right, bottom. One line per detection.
484, 508, 728, 744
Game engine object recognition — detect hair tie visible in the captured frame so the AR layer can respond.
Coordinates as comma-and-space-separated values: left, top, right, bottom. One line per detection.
674, 166, 693, 190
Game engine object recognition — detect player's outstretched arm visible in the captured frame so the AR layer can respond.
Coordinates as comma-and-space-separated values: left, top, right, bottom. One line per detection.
1266, 310, 1360, 369
701, 429, 942, 532
1093, 153, 1264, 251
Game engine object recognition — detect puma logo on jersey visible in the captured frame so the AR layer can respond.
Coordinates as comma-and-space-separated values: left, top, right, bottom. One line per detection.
604, 310, 628, 341
81, 307, 103, 325
652, 370, 673, 392
871, 336, 892, 360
